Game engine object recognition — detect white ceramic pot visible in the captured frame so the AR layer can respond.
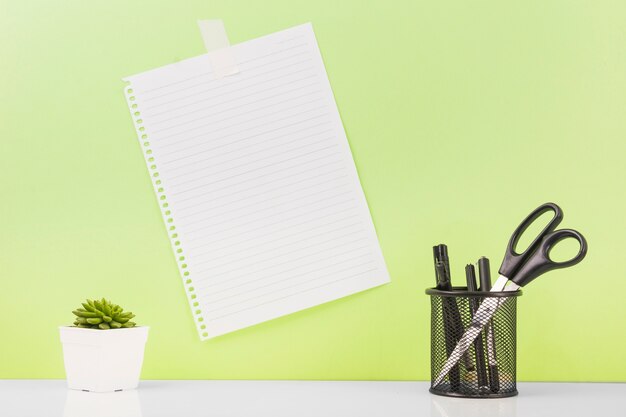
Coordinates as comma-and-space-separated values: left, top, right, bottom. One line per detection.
59, 326, 149, 392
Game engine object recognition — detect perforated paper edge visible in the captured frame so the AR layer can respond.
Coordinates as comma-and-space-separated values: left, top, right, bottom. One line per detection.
123, 84, 210, 340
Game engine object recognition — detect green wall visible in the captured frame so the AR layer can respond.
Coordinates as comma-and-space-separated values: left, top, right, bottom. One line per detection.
1, 1, 624, 381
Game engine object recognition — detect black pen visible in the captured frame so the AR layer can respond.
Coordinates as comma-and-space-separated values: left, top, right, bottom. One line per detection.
434, 245, 475, 382
437, 245, 475, 373
433, 246, 461, 391
478, 256, 500, 393
465, 264, 489, 390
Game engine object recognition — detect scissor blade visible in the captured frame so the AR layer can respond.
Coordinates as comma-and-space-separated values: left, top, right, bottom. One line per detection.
432, 276, 518, 387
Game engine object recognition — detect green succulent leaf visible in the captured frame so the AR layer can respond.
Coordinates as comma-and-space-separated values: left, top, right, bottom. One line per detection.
102, 304, 112, 317
82, 302, 95, 312
99, 322, 111, 330
73, 310, 99, 318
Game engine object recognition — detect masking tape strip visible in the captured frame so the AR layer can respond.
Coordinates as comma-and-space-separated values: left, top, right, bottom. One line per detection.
197, 19, 239, 78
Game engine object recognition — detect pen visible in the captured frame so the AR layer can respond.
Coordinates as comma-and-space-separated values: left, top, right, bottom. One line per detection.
478, 256, 500, 393
434, 245, 475, 383
465, 264, 489, 390
437, 245, 475, 373
433, 246, 461, 391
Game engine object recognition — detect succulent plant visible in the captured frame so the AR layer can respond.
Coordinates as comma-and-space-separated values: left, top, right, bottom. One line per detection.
72, 298, 136, 330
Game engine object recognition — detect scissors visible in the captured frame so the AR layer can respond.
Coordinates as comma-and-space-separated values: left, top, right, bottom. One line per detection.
433, 202, 587, 387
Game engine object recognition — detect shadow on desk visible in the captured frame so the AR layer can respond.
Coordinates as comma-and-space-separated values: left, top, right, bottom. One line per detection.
430, 394, 517, 417
64, 390, 141, 417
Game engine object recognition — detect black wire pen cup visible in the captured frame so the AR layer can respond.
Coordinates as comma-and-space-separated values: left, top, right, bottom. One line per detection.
426, 287, 522, 398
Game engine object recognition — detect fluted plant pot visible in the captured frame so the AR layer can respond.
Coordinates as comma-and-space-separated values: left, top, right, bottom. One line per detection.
59, 326, 149, 392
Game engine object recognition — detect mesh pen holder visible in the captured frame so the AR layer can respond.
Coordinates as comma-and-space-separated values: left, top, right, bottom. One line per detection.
426, 287, 522, 398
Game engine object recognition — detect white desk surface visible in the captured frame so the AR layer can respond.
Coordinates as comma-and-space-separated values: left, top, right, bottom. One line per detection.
0, 380, 623, 417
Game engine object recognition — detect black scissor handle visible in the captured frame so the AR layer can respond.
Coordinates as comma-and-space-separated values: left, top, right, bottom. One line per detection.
499, 202, 563, 279
510, 229, 588, 287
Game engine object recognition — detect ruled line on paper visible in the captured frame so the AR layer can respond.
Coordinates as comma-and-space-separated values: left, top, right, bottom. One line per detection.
205, 268, 379, 322
137, 41, 309, 96
166, 135, 334, 189
190, 243, 376, 297
172, 165, 343, 218
149, 87, 319, 133
149, 85, 325, 133
279, 35, 306, 44
157, 123, 331, 173
150, 99, 326, 145
185, 202, 358, 257
153, 116, 328, 170
202, 253, 375, 309
164, 132, 334, 186
142, 56, 314, 104
203, 262, 377, 315
197, 243, 371, 294
145, 72, 319, 118
141, 50, 314, 113
194, 229, 368, 289
155, 107, 330, 166
157, 98, 320, 149
171, 158, 343, 205
177, 177, 350, 232
144, 64, 318, 115
164, 150, 340, 199
163, 138, 337, 193
191, 230, 368, 276
149, 85, 322, 129
178, 182, 354, 241
156, 113, 331, 164
151, 93, 325, 145
178, 189, 356, 239
188, 222, 361, 266
187, 215, 363, 263
199, 246, 373, 300
151, 100, 322, 147
180, 202, 352, 256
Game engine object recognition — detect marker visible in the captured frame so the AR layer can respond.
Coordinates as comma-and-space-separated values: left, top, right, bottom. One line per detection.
433, 246, 461, 391
433, 245, 475, 387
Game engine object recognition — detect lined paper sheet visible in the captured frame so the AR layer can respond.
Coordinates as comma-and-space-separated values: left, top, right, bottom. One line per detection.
124, 23, 390, 339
